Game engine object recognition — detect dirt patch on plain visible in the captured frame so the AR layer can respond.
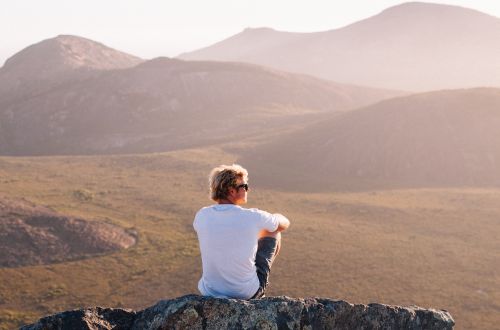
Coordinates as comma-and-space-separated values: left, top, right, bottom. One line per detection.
0, 197, 136, 267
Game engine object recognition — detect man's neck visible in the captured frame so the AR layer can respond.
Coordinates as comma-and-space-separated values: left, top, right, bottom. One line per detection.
218, 199, 235, 205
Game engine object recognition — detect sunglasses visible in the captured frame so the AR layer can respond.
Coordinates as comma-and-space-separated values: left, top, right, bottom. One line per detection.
235, 183, 249, 191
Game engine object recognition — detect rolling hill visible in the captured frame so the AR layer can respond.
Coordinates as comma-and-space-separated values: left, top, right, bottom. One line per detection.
180, 2, 500, 91
240, 88, 500, 191
0, 37, 401, 155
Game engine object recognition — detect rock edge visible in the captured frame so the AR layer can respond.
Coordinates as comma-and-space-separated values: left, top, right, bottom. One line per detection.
21, 294, 454, 329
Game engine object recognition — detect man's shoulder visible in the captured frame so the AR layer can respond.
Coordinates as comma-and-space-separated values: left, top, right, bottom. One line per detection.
241, 207, 279, 230
238, 207, 273, 218
194, 205, 215, 223
197, 204, 225, 213
195, 205, 272, 218
197, 205, 213, 213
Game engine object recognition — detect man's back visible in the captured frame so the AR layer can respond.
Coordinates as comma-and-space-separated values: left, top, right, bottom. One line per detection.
194, 204, 279, 299
194, 164, 290, 299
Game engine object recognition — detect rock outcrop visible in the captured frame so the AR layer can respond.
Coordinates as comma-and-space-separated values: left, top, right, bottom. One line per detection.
21, 294, 454, 329
0, 197, 137, 267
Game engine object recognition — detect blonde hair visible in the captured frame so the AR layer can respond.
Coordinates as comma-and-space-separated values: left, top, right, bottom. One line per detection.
209, 164, 248, 201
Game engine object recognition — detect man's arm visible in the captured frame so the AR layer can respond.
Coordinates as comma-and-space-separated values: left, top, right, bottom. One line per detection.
273, 213, 290, 232
259, 213, 290, 239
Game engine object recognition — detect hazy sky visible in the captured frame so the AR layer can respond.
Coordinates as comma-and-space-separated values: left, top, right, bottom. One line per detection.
2, 0, 500, 66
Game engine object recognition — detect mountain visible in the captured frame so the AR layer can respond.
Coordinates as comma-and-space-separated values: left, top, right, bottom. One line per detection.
240, 88, 500, 191
0, 35, 143, 101
180, 27, 303, 62
0, 50, 402, 155
180, 2, 500, 91
1, 34, 143, 75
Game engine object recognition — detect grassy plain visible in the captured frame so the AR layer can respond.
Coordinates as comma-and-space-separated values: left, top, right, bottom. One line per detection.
0, 146, 499, 329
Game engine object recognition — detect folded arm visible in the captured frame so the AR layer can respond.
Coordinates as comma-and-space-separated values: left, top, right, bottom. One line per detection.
273, 213, 290, 232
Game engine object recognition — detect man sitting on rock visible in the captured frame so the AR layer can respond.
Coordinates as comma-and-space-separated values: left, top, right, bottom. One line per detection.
193, 164, 290, 299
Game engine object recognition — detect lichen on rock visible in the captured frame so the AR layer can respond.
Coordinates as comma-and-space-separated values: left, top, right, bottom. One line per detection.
21, 294, 455, 330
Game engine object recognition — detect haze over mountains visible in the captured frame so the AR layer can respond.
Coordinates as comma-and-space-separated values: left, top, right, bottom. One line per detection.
180, 2, 500, 91
1, 1, 499, 191
242, 88, 500, 191
0, 36, 400, 155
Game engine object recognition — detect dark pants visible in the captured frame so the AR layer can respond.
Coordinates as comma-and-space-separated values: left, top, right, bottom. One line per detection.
250, 237, 279, 299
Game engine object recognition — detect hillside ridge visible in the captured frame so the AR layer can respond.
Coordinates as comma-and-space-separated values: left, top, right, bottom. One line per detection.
180, 2, 500, 91
0, 42, 402, 156
242, 87, 500, 191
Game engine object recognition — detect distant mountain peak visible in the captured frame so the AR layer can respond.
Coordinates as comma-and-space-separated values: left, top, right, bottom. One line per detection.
1, 34, 143, 75
179, 27, 301, 61
242, 27, 277, 33
379, 1, 496, 18
137, 56, 176, 66
181, 1, 500, 91
385, 1, 462, 10
54, 34, 96, 42
0, 35, 144, 98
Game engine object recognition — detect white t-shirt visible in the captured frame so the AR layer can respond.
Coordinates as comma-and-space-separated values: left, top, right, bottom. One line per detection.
193, 204, 279, 299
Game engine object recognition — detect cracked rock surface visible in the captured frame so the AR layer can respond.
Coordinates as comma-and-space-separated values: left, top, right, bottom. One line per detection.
21, 294, 455, 329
